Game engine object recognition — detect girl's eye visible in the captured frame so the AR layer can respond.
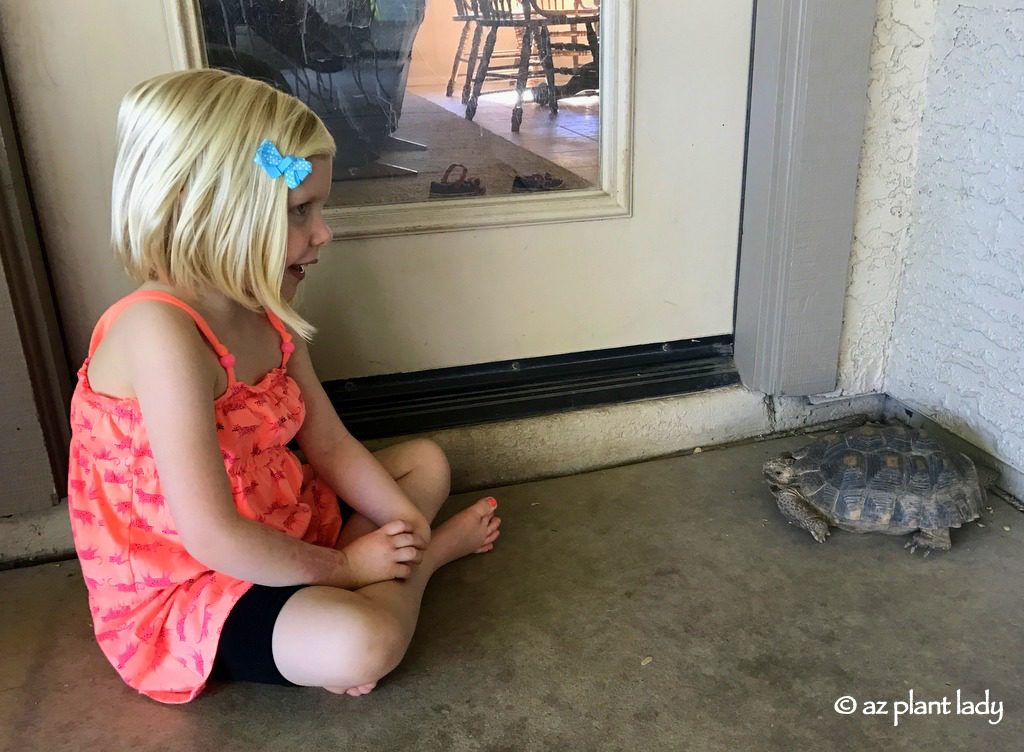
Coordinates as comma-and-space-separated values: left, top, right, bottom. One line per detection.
291, 203, 310, 217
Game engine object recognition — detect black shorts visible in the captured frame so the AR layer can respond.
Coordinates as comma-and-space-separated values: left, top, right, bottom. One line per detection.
211, 584, 307, 686
211, 500, 355, 686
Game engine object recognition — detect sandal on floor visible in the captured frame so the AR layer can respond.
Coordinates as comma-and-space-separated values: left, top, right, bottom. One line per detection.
429, 163, 486, 198
512, 172, 564, 192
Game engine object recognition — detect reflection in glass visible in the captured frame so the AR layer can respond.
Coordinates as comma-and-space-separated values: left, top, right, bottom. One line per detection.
198, 1, 600, 207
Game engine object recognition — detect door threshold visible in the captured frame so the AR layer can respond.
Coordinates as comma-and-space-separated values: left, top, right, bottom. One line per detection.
324, 337, 739, 440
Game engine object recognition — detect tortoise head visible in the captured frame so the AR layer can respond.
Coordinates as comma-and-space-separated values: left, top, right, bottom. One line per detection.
763, 454, 797, 486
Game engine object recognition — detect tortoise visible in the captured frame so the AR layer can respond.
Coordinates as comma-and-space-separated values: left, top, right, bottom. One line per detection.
763, 423, 987, 552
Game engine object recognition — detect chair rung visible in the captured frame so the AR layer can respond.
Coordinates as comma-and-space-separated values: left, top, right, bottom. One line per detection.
482, 71, 548, 81
547, 66, 588, 76
547, 43, 593, 53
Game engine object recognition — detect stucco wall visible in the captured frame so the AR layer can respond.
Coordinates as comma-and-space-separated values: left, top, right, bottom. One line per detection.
882, 1, 1024, 483
838, 0, 937, 396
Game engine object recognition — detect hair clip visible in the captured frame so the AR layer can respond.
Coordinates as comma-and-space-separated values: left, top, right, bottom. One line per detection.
253, 139, 313, 189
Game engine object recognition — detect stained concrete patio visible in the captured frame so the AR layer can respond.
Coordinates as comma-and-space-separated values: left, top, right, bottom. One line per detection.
2, 433, 1022, 751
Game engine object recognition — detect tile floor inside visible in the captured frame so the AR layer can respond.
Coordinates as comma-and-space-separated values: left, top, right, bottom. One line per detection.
2, 433, 1022, 751
411, 84, 601, 185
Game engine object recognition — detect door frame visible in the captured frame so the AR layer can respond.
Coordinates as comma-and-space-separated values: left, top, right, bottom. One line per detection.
735, 0, 877, 396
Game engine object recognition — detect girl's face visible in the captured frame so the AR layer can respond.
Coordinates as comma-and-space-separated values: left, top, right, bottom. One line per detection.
283, 156, 333, 300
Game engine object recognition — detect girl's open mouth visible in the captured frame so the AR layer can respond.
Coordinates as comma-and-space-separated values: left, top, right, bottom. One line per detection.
287, 259, 317, 281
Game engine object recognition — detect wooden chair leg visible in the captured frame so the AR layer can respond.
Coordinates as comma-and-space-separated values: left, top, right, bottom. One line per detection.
466, 26, 498, 122
511, 26, 534, 133
538, 26, 559, 116
585, 21, 599, 68
446, 21, 471, 98
461, 24, 483, 106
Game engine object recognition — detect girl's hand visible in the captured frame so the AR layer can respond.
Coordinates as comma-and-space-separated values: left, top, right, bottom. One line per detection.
335, 520, 426, 589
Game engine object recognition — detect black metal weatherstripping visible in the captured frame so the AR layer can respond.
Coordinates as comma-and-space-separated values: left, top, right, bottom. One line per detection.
324, 336, 738, 440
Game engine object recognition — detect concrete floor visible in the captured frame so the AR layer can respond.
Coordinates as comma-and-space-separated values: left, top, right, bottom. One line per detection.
2, 433, 1022, 751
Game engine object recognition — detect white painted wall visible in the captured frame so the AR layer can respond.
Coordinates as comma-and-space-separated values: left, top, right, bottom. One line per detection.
0, 0, 177, 374
409, 0, 466, 88
0, 266, 54, 515
882, 0, 1024, 489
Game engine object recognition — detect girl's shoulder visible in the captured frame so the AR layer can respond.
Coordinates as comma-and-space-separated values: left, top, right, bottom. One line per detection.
99, 284, 211, 348
86, 285, 220, 401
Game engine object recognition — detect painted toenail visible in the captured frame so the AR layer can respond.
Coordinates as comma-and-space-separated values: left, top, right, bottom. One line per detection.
486, 498, 497, 507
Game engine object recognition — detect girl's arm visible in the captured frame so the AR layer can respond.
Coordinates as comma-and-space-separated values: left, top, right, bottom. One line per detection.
287, 336, 431, 544
124, 302, 366, 587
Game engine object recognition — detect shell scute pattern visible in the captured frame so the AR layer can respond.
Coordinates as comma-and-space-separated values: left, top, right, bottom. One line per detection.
764, 422, 986, 551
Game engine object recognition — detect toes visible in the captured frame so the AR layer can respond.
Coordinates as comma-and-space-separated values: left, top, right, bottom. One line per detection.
334, 682, 377, 696
474, 497, 498, 518
476, 527, 500, 552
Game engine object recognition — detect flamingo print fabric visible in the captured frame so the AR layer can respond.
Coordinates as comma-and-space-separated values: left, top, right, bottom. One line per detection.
67, 291, 343, 703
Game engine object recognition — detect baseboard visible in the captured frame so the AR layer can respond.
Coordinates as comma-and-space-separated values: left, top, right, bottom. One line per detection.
362, 386, 890, 492
0, 500, 72, 570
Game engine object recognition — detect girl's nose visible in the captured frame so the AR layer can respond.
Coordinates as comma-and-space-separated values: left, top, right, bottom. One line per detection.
312, 217, 332, 248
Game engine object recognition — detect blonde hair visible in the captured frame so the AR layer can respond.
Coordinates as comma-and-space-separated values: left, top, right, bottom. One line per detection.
111, 69, 335, 339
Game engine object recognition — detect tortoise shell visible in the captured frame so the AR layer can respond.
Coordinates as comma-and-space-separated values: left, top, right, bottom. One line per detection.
784, 423, 983, 533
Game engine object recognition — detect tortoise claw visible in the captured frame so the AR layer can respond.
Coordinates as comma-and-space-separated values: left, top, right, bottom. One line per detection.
806, 520, 829, 543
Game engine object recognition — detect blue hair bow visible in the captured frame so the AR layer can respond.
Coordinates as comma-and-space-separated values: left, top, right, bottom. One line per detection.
253, 139, 313, 189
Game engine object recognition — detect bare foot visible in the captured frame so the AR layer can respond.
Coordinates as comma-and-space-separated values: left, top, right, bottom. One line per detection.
429, 497, 501, 568
325, 680, 377, 697
320, 499, 499, 698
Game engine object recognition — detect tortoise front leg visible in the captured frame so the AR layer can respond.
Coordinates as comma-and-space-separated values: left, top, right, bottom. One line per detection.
774, 488, 830, 543
905, 528, 952, 553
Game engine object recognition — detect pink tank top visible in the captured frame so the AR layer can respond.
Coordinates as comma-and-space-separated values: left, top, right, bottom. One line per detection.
67, 290, 343, 703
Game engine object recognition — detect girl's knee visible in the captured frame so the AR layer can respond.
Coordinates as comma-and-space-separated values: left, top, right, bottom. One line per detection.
327, 606, 407, 684
275, 596, 410, 688
413, 438, 450, 476
345, 609, 408, 681
407, 438, 451, 495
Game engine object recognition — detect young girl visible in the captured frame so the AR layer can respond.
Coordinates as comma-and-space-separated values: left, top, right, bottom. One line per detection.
67, 68, 501, 704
